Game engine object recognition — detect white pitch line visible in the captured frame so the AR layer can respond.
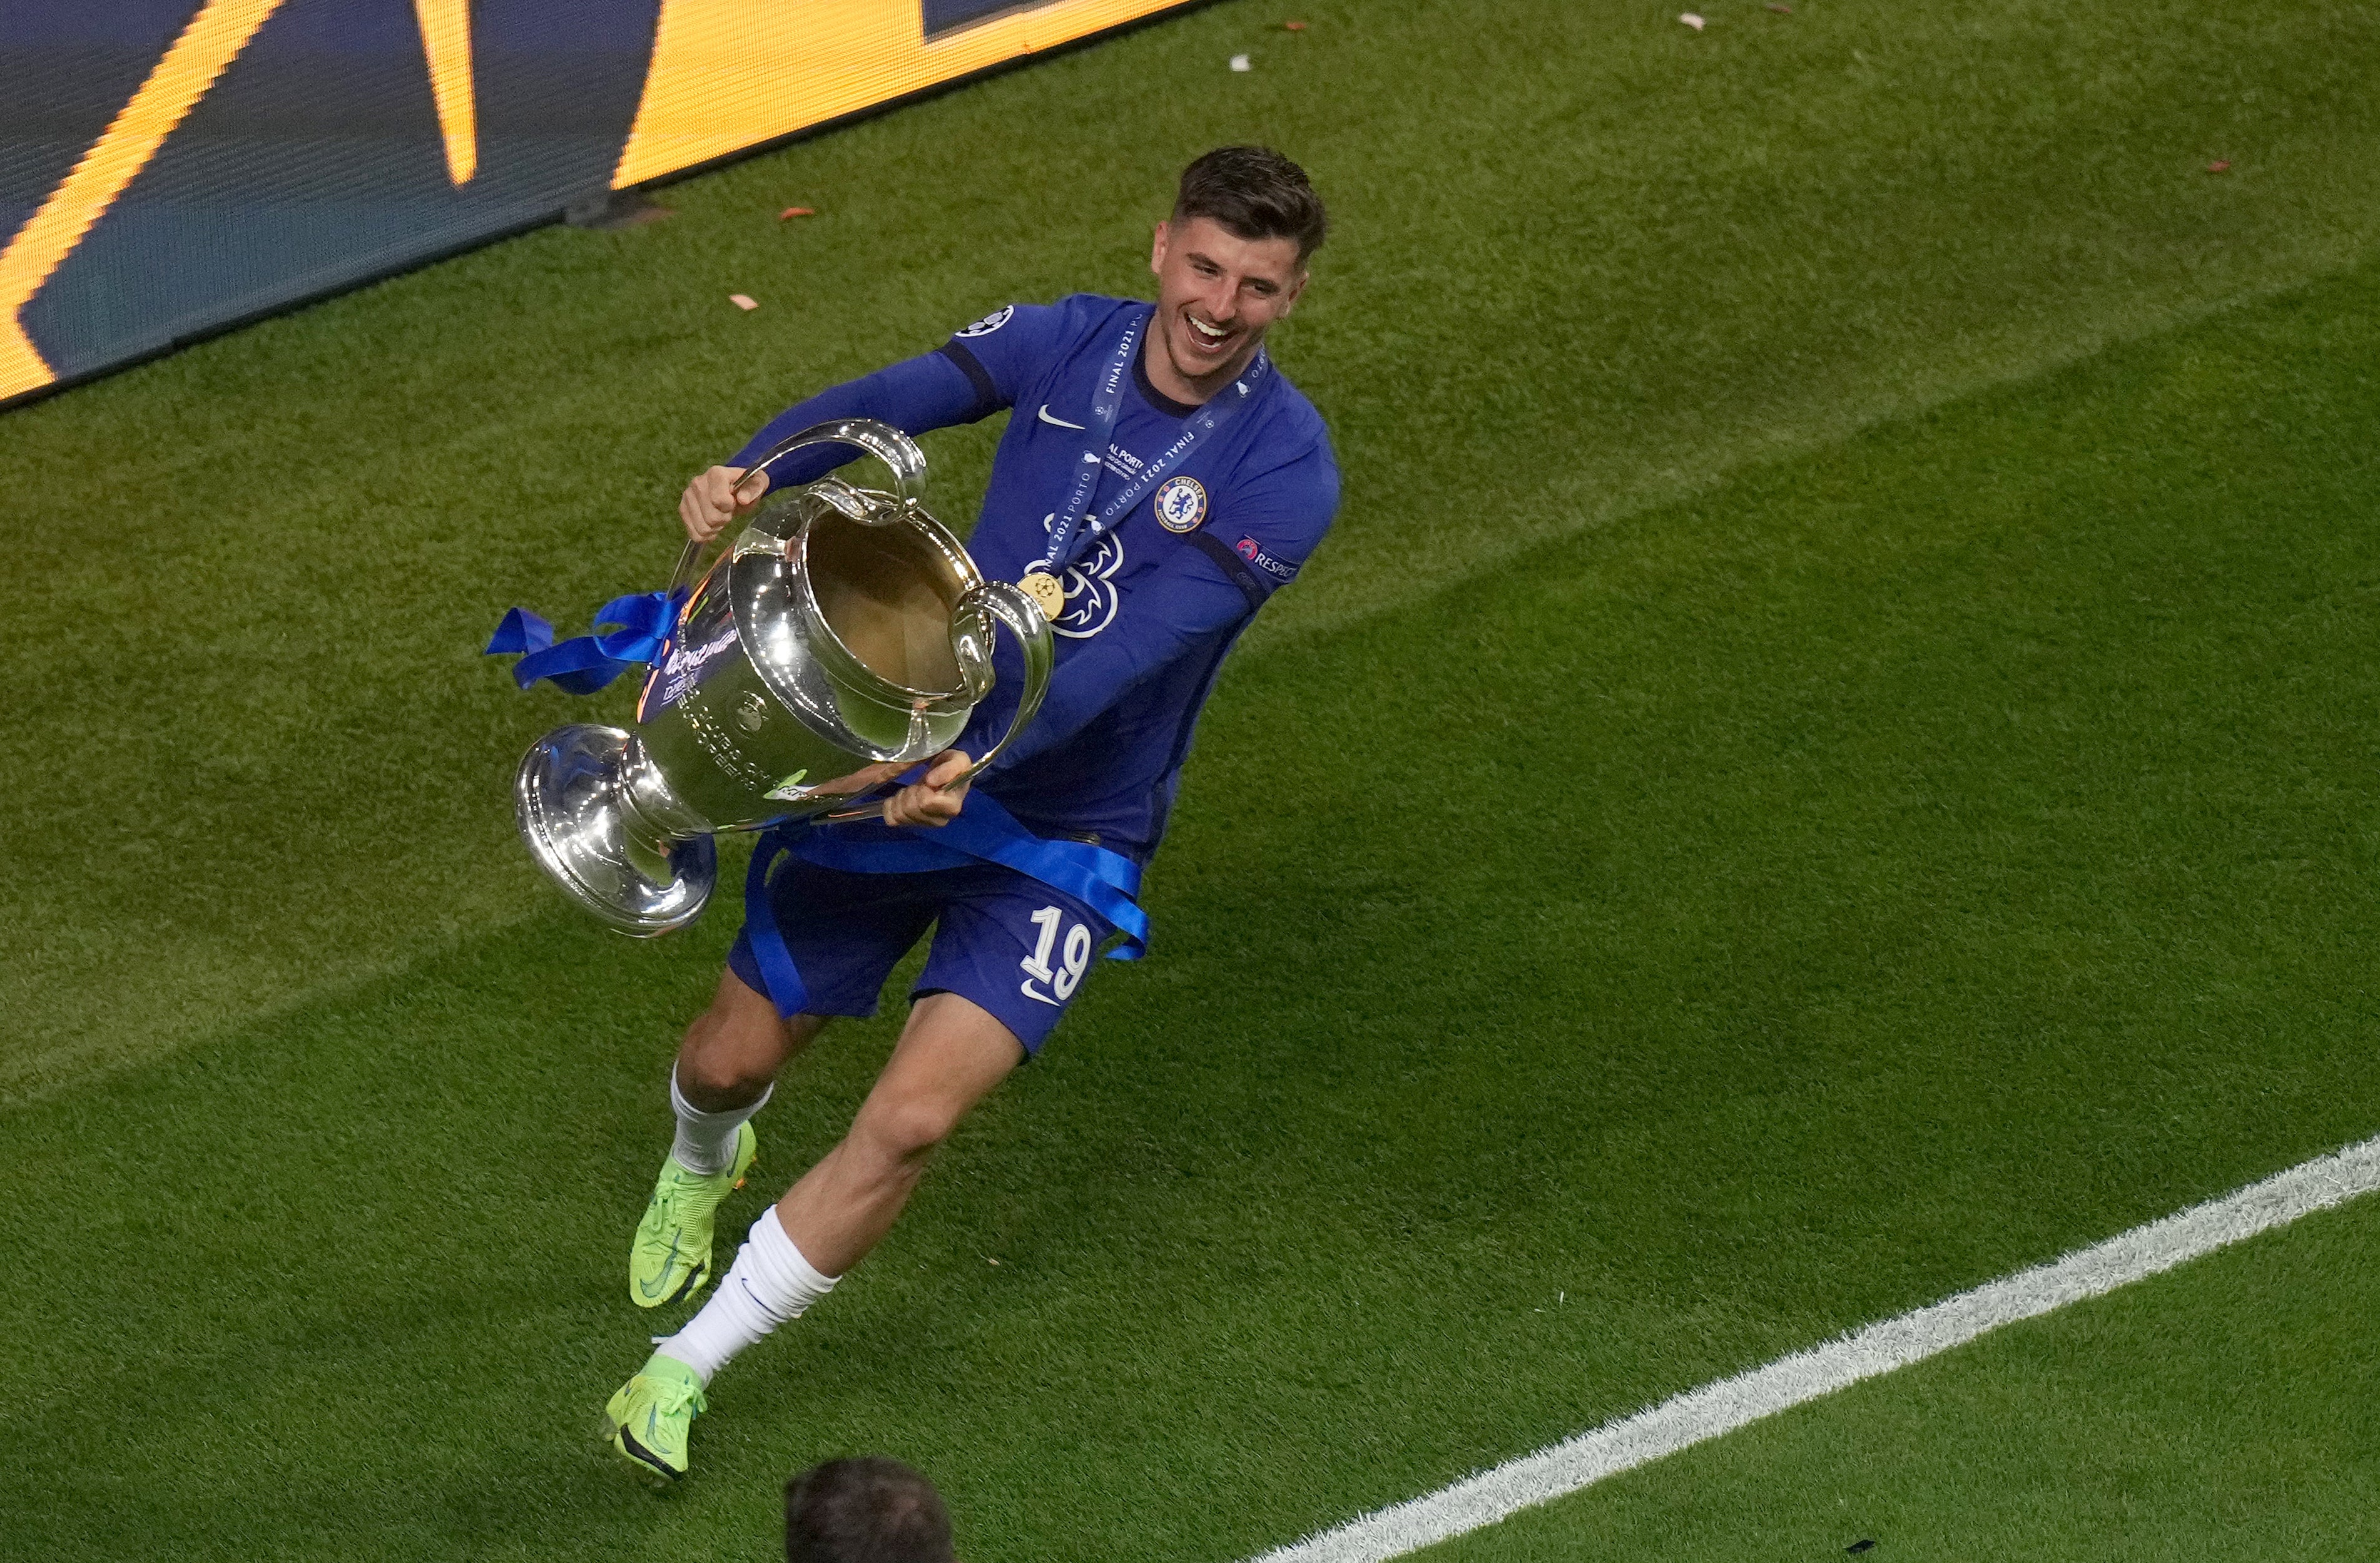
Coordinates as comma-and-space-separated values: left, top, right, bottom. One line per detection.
1248, 1133, 2380, 1563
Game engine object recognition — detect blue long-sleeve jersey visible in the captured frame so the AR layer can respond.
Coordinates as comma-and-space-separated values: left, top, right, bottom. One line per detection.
732, 294, 1340, 861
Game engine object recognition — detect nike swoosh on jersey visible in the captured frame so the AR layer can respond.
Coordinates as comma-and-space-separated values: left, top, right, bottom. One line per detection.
1037, 404, 1087, 430
1019, 977, 1061, 1007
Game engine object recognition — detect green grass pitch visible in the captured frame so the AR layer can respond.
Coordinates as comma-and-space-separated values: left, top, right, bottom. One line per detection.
1425, 1194, 2380, 1561
4, 0, 2379, 1557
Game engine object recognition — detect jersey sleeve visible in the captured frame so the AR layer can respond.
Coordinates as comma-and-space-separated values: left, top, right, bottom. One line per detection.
1192, 440, 1341, 607
933, 300, 1083, 420
729, 349, 984, 487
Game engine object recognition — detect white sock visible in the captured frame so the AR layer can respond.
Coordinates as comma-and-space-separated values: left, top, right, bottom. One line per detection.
669, 1069, 771, 1175
655, 1210, 838, 1385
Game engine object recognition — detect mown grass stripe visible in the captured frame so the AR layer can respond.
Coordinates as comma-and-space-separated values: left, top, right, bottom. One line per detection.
1249, 1133, 2380, 1563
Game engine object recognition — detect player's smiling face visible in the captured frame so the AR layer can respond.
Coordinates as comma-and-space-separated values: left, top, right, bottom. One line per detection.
1146, 215, 1308, 403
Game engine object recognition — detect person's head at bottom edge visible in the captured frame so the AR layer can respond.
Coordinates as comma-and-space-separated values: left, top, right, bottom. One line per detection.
786, 1455, 957, 1563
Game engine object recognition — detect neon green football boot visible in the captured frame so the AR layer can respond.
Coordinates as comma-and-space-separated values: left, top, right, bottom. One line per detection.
628, 1121, 758, 1308
604, 1353, 706, 1483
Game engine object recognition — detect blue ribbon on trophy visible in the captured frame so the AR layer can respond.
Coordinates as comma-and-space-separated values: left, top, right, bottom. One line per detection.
483, 590, 680, 695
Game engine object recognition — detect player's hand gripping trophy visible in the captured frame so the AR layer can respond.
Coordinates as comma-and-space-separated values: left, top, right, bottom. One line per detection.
511, 419, 1054, 935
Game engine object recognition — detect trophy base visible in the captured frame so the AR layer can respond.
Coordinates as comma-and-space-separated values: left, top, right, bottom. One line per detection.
515, 724, 717, 937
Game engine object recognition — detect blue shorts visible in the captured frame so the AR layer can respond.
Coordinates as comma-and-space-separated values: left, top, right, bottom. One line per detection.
727, 858, 1112, 1055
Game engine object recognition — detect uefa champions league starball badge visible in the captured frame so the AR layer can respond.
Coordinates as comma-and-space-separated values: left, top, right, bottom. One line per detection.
1154, 475, 1208, 533
1020, 567, 1067, 618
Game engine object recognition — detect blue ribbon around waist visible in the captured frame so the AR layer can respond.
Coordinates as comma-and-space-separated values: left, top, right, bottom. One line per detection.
485, 597, 1149, 1019
743, 788, 1147, 1019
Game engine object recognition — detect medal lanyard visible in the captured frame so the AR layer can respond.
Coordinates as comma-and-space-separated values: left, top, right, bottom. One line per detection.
1032, 307, 1273, 581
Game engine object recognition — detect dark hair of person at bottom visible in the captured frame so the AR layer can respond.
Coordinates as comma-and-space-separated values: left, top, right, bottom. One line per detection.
786, 1456, 957, 1563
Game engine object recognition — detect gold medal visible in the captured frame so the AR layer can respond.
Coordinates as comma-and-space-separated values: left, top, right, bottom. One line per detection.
1019, 568, 1066, 618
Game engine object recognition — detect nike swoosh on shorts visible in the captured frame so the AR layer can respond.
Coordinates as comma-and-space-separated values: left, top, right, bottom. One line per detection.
1037, 404, 1087, 430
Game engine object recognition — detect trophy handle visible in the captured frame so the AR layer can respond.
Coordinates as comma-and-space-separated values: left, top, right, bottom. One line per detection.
943, 578, 1054, 783
820, 579, 1052, 823
662, 417, 930, 616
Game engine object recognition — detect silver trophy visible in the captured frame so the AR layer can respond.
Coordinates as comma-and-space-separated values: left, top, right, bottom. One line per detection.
513, 419, 1053, 936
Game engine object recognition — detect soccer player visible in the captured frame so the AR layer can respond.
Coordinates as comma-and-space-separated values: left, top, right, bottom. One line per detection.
603, 146, 1338, 1481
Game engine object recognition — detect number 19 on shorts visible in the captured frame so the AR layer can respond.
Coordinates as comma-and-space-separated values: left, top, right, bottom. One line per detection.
1019, 906, 1091, 1006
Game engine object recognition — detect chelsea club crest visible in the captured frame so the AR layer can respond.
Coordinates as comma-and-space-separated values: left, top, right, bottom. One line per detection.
1153, 476, 1208, 534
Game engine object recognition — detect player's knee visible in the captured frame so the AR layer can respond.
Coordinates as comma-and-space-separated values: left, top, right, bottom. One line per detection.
678, 1048, 765, 1104
676, 992, 795, 1103
677, 1021, 779, 1104
853, 1093, 961, 1168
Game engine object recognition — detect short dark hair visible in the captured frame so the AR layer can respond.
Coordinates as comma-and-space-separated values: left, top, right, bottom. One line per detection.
785, 1457, 955, 1563
1172, 145, 1328, 263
